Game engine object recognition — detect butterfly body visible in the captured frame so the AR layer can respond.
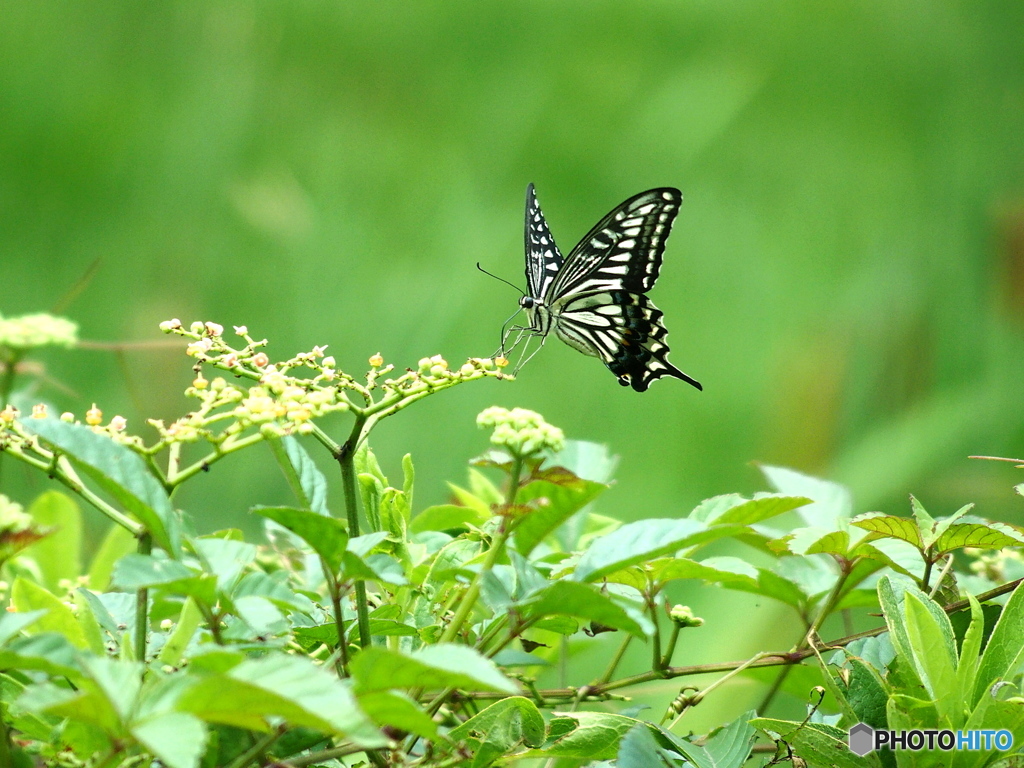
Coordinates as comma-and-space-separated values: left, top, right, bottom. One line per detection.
514, 184, 701, 393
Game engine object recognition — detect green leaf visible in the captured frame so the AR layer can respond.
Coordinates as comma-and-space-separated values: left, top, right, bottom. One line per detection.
777, 527, 850, 557
909, 495, 936, 546
701, 710, 757, 768
974, 579, 1024, 706
402, 453, 415, 510
928, 502, 973, 544
410, 504, 488, 534
357, 473, 384, 534
81, 655, 143, 722
0, 633, 81, 677
87, 523, 137, 591
112, 553, 199, 588
131, 712, 207, 768
516, 712, 645, 761
748, 568, 810, 608
605, 556, 758, 592
878, 576, 957, 697
27, 418, 180, 554
351, 643, 517, 694
11, 577, 90, 649
903, 591, 957, 715
178, 654, 386, 746
279, 436, 329, 515
18, 681, 122, 734
448, 696, 545, 767
24, 491, 81, 590
71, 590, 106, 654
751, 719, 868, 768
379, 487, 411, 565
617, 724, 677, 768
955, 594, 984, 718
513, 475, 608, 556
193, 537, 256, 592
355, 442, 389, 486
447, 481, 495, 517
251, 506, 348, 574
759, 465, 853, 526
573, 518, 740, 583
844, 657, 889, 730
157, 597, 204, 667
852, 512, 923, 548
690, 493, 813, 526
519, 580, 652, 637
858, 538, 926, 579
933, 521, 1024, 554
0, 610, 48, 645
357, 690, 438, 741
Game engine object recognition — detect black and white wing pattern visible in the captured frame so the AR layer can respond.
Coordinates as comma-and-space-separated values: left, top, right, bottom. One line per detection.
524, 183, 563, 299
519, 185, 701, 392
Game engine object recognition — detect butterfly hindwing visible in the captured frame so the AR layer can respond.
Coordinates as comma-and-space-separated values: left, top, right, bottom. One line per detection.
553, 290, 701, 392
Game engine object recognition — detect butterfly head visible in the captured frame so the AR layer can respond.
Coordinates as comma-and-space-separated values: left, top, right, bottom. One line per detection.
519, 296, 539, 309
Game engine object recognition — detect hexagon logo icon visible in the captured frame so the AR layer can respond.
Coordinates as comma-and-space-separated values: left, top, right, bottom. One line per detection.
848, 723, 875, 756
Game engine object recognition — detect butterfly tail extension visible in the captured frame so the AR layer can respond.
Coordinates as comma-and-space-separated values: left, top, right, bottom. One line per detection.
606, 293, 702, 393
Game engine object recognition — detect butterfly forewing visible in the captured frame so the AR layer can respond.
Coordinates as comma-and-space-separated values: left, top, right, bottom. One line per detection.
548, 188, 682, 298
524, 183, 564, 299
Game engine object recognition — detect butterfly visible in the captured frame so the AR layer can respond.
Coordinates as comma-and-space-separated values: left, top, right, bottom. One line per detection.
502, 184, 701, 392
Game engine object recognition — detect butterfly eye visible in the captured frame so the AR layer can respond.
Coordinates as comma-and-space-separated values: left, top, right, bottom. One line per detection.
520, 297, 535, 309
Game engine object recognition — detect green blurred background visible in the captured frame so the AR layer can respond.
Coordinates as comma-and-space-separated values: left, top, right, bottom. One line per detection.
3, 0, 1024, 733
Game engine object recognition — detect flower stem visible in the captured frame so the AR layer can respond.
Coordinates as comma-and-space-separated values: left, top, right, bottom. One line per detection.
337, 414, 372, 650
439, 455, 523, 645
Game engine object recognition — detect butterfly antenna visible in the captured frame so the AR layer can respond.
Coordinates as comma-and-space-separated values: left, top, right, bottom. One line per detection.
476, 262, 526, 297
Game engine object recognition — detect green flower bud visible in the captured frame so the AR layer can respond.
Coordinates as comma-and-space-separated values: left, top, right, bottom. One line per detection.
476, 407, 565, 456
669, 605, 704, 628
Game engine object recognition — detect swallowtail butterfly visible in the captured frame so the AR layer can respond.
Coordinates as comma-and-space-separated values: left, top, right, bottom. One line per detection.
507, 184, 701, 392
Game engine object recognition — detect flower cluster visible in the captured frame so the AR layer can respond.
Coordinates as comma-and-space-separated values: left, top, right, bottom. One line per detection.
0, 312, 78, 350
476, 406, 565, 457
162, 319, 505, 403
966, 547, 1024, 583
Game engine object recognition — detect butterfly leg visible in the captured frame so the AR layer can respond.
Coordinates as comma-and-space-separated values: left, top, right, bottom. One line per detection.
495, 307, 526, 358
496, 323, 534, 360
511, 330, 547, 375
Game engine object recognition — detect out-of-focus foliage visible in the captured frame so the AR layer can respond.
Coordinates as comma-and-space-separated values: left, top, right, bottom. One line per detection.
2, 0, 1023, 738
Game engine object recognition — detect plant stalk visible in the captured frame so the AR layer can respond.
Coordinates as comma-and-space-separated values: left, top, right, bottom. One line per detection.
439, 455, 523, 645
337, 415, 372, 649
134, 532, 153, 662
